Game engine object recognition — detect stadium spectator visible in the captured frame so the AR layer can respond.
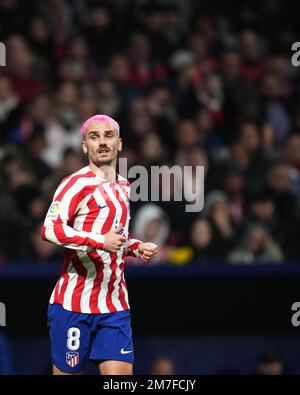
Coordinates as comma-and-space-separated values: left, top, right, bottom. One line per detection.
169, 217, 215, 265
132, 203, 171, 263
0, 76, 18, 129
228, 223, 284, 264
204, 191, 236, 255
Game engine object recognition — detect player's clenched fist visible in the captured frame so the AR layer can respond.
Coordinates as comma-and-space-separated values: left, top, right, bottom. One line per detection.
104, 224, 126, 253
137, 242, 158, 262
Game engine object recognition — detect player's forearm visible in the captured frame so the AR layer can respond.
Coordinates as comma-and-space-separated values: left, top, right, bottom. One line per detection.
41, 222, 105, 252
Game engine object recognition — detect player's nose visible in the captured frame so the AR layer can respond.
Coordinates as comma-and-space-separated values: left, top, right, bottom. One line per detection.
98, 134, 106, 145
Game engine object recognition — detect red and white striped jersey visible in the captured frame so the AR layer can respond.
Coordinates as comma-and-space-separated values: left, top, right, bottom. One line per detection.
41, 165, 141, 314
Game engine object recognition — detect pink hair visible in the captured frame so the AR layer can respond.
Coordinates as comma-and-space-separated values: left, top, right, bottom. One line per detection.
80, 115, 120, 136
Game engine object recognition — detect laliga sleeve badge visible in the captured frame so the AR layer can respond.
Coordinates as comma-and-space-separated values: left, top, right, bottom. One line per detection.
46, 201, 61, 220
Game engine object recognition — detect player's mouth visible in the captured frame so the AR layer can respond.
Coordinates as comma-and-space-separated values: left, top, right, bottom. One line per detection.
97, 148, 110, 154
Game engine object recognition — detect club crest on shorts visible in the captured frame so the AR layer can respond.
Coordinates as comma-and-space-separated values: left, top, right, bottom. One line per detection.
66, 351, 79, 367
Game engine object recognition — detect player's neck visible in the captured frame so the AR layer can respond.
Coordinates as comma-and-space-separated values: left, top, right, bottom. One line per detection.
89, 160, 117, 182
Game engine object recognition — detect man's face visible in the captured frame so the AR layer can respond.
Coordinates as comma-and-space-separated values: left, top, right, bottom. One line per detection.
82, 120, 122, 166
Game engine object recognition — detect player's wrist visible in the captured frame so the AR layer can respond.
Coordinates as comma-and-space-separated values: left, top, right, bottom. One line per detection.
95, 234, 105, 249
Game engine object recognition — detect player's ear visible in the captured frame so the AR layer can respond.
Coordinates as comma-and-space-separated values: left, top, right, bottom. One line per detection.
82, 138, 88, 154
118, 138, 122, 152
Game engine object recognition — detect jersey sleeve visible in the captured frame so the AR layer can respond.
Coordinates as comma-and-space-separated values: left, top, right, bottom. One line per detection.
124, 238, 142, 257
41, 176, 104, 252
119, 177, 142, 257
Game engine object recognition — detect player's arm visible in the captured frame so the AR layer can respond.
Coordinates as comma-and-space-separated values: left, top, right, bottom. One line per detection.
42, 195, 105, 252
125, 238, 158, 262
124, 238, 142, 257
123, 180, 158, 261
41, 179, 125, 253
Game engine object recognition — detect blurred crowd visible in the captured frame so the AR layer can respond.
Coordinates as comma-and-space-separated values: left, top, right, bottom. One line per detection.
148, 349, 287, 375
1, 0, 300, 264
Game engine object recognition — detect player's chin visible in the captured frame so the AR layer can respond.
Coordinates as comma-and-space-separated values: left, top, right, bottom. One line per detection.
95, 157, 113, 166
96, 151, 113, 160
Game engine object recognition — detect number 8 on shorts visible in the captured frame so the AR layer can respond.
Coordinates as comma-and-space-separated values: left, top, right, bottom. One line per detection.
67, 327, 81, 351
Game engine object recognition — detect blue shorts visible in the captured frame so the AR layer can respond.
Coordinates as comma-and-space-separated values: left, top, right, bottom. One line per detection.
47, 303, 134, 373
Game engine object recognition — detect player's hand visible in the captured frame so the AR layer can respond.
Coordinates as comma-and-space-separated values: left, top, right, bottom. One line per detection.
103, 224, 126, 253
137, 242, 158, 262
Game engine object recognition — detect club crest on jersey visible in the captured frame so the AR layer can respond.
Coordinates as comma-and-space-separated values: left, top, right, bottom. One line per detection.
66, 351, 79, 368
46, 201, 61, 219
